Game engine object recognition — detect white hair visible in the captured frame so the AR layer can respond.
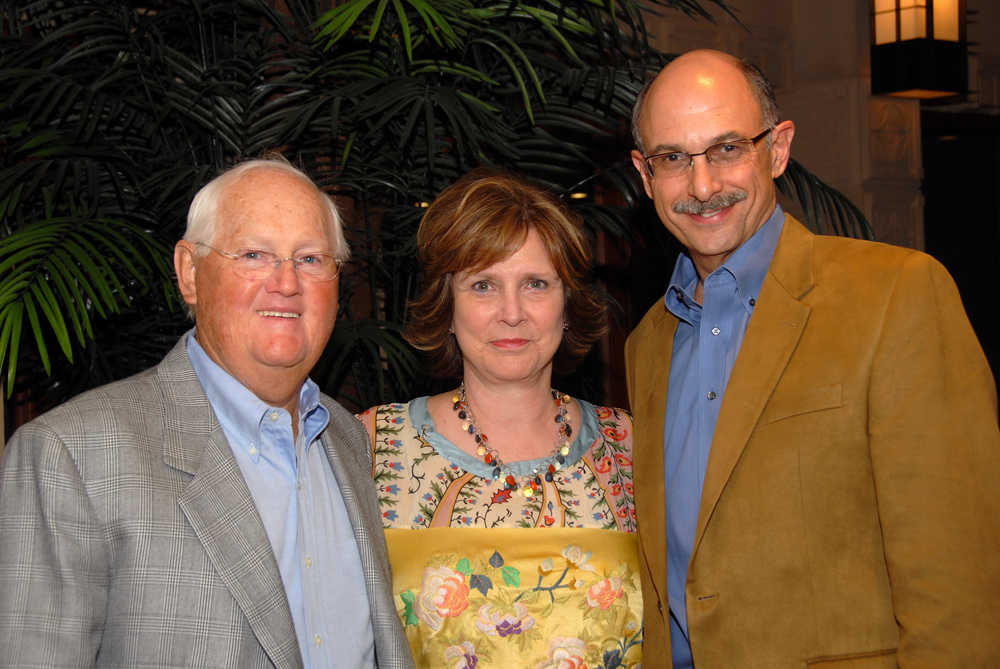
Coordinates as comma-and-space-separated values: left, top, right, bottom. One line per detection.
184, 156, 349, 260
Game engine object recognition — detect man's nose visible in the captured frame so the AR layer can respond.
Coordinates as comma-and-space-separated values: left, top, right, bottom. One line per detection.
266, 258, 303, 294
688, 154, 724, 201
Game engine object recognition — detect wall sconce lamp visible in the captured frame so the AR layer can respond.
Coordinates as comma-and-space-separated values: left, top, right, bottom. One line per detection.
870, 0, 967, 99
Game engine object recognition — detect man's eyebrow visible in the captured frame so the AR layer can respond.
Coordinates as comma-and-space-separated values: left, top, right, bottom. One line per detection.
647, 130, 750, 155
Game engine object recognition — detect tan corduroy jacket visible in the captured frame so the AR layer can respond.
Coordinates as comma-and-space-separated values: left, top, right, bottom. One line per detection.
626, 215, 1000, 668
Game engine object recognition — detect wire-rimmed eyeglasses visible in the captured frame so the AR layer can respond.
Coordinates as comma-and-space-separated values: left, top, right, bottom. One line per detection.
644, 128, 773, 178
197, 243, 343, 282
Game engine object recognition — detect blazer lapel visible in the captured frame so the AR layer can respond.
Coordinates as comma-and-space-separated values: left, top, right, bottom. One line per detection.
158, 337, 303, 669
316, 399, 406, 666
628, 303, 679, 602
692, 216, 816, 558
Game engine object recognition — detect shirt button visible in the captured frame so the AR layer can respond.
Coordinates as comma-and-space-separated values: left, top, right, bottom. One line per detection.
248, 447, 257, 456
749, 298, 756, 306
707, 391, 717, 400
658, 601, 664, 613
314, 635, 321, 647
298, 481, 302, 491
711, 326, 721, 336
269, 412, 280, 422
306, 556, 312, 567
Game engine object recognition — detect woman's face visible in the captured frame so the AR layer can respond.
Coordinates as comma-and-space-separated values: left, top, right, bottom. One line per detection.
451, 228, 566, 388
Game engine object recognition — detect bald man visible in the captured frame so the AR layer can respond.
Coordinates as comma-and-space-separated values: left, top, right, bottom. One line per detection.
625, 49, 1000, 668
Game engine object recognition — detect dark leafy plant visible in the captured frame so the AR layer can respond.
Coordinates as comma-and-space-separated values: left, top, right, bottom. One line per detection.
0, 0, 868, 416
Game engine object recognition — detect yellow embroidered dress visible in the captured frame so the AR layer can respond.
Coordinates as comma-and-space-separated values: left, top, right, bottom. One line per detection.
357, 398, 641, 669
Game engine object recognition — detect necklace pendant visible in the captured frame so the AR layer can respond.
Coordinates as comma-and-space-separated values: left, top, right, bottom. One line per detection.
522, 484, 534, 498
492, 467, 502, 480
559, 445, 570, 456
477, 444, 487, 457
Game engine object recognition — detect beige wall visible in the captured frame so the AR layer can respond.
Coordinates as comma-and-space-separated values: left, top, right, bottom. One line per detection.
641, 0, 1000, 249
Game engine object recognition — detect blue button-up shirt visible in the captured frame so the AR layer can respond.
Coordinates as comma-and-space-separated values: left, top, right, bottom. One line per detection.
662, 206, 785, 668
187, 332, 375, 669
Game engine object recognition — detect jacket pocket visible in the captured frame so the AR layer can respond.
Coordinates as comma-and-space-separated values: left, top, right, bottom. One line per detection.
807, 647, 896, 668
758, 383, 843, 426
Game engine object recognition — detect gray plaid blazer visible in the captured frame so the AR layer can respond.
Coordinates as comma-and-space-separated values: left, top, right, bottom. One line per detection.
0, 335, 414, 669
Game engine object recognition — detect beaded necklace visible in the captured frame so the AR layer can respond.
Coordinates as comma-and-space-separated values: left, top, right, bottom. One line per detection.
452, 383, 573, 498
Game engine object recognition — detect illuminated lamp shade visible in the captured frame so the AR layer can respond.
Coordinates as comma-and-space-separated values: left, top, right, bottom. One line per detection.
870, 0, 967, 99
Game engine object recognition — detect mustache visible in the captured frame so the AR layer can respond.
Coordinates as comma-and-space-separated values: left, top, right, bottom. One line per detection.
672, 190, 748, 215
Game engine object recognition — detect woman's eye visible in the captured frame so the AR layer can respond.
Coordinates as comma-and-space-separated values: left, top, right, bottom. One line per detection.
473, 281, 491, 291
528, 279, 547, 289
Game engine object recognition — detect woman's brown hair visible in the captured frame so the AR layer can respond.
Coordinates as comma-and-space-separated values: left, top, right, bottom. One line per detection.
406, 168, 609, 378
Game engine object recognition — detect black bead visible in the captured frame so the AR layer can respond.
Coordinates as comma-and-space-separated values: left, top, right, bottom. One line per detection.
458, 410, 466, 419
565, 424, 572, 437
544, 472, 554, 482
492, 467, 501, 480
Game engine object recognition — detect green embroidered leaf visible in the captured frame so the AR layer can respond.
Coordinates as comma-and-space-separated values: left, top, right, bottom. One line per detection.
501, 565, 520, 587
456, 558, 472, 576
400, 590, 419, 626
540, 601, 555, 618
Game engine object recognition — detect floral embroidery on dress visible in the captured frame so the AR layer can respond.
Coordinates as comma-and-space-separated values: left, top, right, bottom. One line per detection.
400, 544, 640, 668
357, 399, 642, 668
360, 401, 636, 531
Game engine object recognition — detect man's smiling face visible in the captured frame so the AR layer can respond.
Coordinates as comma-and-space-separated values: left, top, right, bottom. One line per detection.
631, 51, 794, 279
178, 168, 339, 399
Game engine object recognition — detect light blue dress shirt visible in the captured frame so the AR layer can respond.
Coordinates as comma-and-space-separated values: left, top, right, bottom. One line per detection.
186, 333, 375, 669
661, 206, 785, 668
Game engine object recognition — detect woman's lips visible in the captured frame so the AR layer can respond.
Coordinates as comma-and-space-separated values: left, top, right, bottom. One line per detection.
492, 338, 529, 349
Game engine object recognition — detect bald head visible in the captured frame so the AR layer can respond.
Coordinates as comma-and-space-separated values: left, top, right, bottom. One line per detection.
631, 50, 780, 156
627, 49, 795, 279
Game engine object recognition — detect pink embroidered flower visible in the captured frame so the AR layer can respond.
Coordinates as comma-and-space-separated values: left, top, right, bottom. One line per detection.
415, 566, 470, 631
623, 481, 634, 495
610, 483, 622, 496
594, 456, 613, 473
443, 641, 478, 668
596, 407, 614, 420
586, 577, 625, 610
476, 602, 535, 637
533, 637, 588, 669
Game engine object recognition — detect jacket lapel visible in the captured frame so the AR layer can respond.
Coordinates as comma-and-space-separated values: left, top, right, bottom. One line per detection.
692, 217, 816, 558
158, 336, 303, 669
629, 303, 679, 602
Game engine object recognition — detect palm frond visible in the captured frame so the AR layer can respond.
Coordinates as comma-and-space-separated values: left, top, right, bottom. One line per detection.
777, 159, 874, 240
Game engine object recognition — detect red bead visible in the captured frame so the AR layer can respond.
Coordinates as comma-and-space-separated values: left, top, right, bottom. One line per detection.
548, 464, 555, 473
530, 480, 538, 490
485, 453, 493, 464
506, 474, 516, 486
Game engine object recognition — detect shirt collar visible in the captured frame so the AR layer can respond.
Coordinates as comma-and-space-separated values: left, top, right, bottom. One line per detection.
665, 204, 785, 321
185, 330, 329, 456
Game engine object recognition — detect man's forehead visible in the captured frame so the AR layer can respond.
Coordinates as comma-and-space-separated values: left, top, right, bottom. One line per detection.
215, 174, 333, 246
641, 55, 761, 148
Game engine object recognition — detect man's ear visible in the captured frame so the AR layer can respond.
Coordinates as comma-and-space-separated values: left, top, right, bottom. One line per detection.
631, 149, 655, 198
174, 241, 199, 309
769, 120, 795, 179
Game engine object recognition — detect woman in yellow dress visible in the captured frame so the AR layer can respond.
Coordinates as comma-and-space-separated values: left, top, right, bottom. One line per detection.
357, 168, 640, 669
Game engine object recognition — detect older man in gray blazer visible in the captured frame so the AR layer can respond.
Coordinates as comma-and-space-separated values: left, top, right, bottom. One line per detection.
0, 159, 414, 669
